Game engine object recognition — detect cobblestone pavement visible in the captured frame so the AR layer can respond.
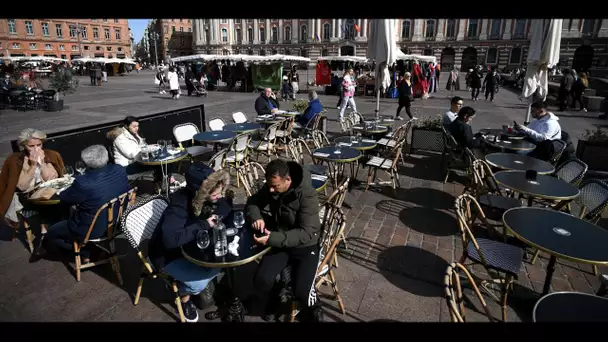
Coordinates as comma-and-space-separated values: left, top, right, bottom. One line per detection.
0, 71, 606, 322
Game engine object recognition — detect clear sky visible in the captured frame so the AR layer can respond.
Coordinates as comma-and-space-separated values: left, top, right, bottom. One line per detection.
128, 19, 152, 43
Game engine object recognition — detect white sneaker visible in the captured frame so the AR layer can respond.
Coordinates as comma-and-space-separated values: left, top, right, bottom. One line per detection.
395, 116, 404, 120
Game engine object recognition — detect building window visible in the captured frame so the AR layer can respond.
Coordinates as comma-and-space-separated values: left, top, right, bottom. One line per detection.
103, 19, 108, 22
259, 28, 266, 42
104, 28, 111, 40
582, 19, 600, 37
84, 46, 89, 51
56, 24, 63, 37
300, 25, 307, 41
81, 27, 87, 39
220, 19, 228, 24
284, 26, 291, 41
235, 19, 241, 24
164, 26, 168, 34
115, 29, 121, 40
114, 19, 119, 23
258, 19, 264, 23
486, 47, 498, 64
323, 23, 330, 40
490, 19, 502, 38
300, 49, 309, 58
59, 44, 65, 50
513, 19, 526, 38
271, 26, 278, 42
188, 27, 192, 32
29, 43, 36, 50
45, 44, 52, 50
107, 46, 112, 51
467, 19, 479, 38
180, 36, 184, 46
96, 46, 101, 51
11, 43, 21, 49
247, 19, 253, 23
41, 23, 50, 36
180, 26, 184, 32
8, 19, 16, 34
248, 48, 254, 55
25, 21, 34, 35
401, 20, 411, 39
321, 48, 329, 57
272, 49, 278, 54
118, 47, 122, 52
248, 28, 254, 42
236, 28, 242, 42
172, 26, 176, 33
509, 47, 522, 64
425, 20, 436, 38
72, 45, 78, 51
259, 49, 266, 56
446, 19, 456, 38
93, 27, 99, 39
284, 49, 290, 55
69, 25, 78, 38
221, 28, 228, 42
344, 19, 355, 40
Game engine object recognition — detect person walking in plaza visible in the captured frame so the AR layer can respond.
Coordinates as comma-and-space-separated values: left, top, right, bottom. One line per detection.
469, 67, 482, 101
395, 72, 414, 120
156, 68, 166, 94
571, 72, 588, 112
483, 68, 500, 102
167, 66, 180, 100
558, 68, 574, 111
246, 159, 322, 322
338, 69, 357, 122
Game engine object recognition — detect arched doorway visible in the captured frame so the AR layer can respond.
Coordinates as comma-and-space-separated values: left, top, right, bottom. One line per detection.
461, 47, 477, 71
573, 45, 594, 73
340, 45, 355, 56
441, 47, 456, 70
423, 48, 434, 56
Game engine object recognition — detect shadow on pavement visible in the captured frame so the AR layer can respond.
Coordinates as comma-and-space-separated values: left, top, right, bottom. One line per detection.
398, 206, 459, 236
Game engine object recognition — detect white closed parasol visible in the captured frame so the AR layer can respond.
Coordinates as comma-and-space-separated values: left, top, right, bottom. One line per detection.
521, 19, 562, 124
367, 19, 399, 119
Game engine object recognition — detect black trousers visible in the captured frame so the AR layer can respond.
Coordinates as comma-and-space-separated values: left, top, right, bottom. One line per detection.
254, 244, 319, 308
485, 87, 495, 101
558, 89, 571, 111
471, 87, 480, 99
571, 91, 585, 110
396, 97, 412, 119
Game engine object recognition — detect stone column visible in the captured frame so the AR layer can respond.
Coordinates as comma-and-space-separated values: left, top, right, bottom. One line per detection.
599, 19, 608, 37
337, 19, 342, 39
363, 19, 368, 40
317, 19, 322, 41
570, 19, 581, 39
253, 19, 259, 44
480, 19, 489, 40
266, 19, 270, 43
278, 19, 283, 42
331, 19, 336, 42
228, 19, 234, 45
292, 19, 299, 43
502, 19, 512, 40
412, 19, 423, 42
436, 19, 445, 41
457, 19, 466, 40
357, 19, 362, 37
213, 19, 220, 44
309, 19, 314, 42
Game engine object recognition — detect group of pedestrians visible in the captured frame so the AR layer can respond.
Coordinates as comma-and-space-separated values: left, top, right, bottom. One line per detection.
558, 68, 589, 112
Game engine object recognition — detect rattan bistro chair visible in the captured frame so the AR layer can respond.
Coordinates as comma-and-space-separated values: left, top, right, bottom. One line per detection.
172, 123, 213, 160
120, 195, 188, 323
444, 263, 495, 322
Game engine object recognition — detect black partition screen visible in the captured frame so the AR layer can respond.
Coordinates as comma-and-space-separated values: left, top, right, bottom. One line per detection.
10, 104, 206, 167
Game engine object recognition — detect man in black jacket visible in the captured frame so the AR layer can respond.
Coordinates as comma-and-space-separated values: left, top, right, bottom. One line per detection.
483, 69, 500, 102
254, 88, 280, 115
559, 69, 575, 111
148, 164, 232, 322
447, 106, 480, 150
246, 159, 322, 322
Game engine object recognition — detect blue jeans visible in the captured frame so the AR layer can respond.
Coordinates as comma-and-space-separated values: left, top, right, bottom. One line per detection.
46, 220, 91, 259
163, 258, 219, 296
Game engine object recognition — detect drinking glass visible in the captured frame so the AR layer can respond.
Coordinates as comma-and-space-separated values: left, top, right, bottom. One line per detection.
197, 230, 210, 249
356, 132, 362, 143
75, 161, 86, 175
233, 212, 245, 230
63, 166, 74, 178
335, 145, 342, 154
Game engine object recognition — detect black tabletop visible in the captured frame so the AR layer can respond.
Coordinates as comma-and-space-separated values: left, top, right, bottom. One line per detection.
193, 131, 237, 143
312, 146, 362, 163
485, 153, 555, 174
503, 207, 608, 264
484, 138, 536, 151
479, 128, 525, 140
334, 136, 377, 150
182, 213, 270, 268
223, 123, 262, 133
494, 171, 580, 201
136, 149, 189, 164
534, 291, 608, 322
311, 175, 329, 192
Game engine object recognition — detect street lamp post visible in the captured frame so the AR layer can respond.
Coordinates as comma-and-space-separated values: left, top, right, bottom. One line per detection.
149, 32, 160, 69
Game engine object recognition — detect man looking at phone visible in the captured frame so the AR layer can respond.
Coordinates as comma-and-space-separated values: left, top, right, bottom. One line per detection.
246, 159, 322, 322
514, 100, 561, 141
255, 87, 280, 115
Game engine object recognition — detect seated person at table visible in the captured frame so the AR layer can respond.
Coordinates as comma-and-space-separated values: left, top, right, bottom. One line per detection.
448, 106, 480, 150
107, 116, 150, 176
295, 91, 323, 129
443, 96, 464, 126
1, 73, 13, 91
148, 164, 232, 322
246, 159, 322, 322
30, 145, 130, 263
255, 88, 280, 115
0, 128, 64, 231
514, 100, 562, 142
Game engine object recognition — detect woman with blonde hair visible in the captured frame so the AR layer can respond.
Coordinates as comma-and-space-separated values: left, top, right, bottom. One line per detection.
571, 72, 589, 112
0, 128, 64, 230
338, 68, 357, 122
395, 72, 414, 120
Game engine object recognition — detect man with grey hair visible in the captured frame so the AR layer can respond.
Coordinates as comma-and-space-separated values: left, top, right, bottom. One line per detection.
30, 145, 130, 263
296, 90, 323, 129
255, 87, 280, 115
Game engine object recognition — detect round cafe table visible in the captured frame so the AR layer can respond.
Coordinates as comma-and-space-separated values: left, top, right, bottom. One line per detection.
494, 170, 579, 207
479, 128, 525, 140
312, 146, 362, 187
311, 174, 329, 193
503, 207, 608, 295
193, 130, 236, 144
136, 149, 189, 197
182, 218, 271, 322
352, 124, 389, 135
334, 136, 378, 151
484, 138, 536, 152
485, 153, 555, 175
223, 123, 262, 134
533, 291, 608, 322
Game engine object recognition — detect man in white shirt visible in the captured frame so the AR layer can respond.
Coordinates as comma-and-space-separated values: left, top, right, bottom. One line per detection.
443, 96, 463, 125
515, 101, 562, 141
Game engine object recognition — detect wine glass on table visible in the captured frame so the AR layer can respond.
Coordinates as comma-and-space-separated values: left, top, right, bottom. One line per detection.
233, 212, 245, 231
75, 161, 86, 175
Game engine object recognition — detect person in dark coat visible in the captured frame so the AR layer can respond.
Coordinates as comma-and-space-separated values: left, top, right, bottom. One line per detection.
297, 91, 323, 128
559, 69, 575, 111
395, 72, 414, 120
246, 159, 322, 322
254, 88, 280, 115
483, 69, 500, 101
447, 106, 480, 149
29, 145, 130, 263
469, 67, 482, 101
148, 164, 232, 322
185, 67, 196, 96
88, 63, 96, 85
